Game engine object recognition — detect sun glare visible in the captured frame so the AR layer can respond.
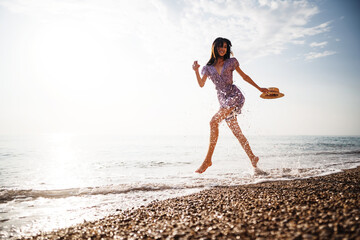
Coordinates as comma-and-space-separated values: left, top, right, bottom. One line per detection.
45, 134, 81, 189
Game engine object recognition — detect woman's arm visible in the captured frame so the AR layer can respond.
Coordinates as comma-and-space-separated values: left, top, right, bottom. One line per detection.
193, 61, 207, 88
235, 66, 268, 93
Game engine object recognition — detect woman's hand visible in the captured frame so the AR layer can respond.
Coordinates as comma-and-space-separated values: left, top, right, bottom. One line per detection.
259, 88, 269, 93
192, 61, 200, 71
193, 61, 207, 87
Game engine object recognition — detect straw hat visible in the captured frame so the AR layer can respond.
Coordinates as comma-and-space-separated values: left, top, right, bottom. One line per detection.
260, 87, 284, 99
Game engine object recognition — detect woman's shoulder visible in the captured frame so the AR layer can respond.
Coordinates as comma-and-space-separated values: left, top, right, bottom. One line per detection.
228, 57, 239, 68
202, 64, 210, 70
201, 64, 210, 75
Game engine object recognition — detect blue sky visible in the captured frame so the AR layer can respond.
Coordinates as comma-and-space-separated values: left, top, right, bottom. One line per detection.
0, 0, 359, 136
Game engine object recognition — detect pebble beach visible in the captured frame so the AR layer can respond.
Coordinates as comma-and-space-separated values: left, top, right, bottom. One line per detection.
23, 167, 360, 240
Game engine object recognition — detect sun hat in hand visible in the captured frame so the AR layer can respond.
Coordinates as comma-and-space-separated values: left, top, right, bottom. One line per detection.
260, 87, 284, 99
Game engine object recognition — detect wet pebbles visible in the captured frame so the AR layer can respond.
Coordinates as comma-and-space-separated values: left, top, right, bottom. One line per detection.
24, 167, 360, 239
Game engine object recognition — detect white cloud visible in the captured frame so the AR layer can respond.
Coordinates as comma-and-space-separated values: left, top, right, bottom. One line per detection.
292, 40, 306, 45
310, 41, 328, 48
0, 0, 332, 63
305, 50, 336, 60
159, 0, 331, 62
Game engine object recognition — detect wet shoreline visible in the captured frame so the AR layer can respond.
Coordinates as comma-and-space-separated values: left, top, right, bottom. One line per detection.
24, 167, 360, 239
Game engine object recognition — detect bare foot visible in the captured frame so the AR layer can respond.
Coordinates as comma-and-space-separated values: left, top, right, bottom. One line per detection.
195, 160, 212, 174
254, 167, 269, 176
251, 156, 259, 168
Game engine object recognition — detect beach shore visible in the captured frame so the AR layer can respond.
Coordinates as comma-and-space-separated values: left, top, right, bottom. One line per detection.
24, 167, 360, 240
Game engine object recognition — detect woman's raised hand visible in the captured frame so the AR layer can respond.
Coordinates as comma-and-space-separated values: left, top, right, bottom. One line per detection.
192, 61, 200, 71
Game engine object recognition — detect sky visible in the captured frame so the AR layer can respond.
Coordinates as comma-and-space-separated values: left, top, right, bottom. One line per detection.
0, 0, 359, 136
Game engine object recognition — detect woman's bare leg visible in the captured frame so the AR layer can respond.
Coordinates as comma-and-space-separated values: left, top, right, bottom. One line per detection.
196, 108, 234, 173
225, 117, 259, 168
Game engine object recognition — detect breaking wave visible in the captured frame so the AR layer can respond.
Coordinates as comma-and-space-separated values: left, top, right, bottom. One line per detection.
0, 183, 203, 204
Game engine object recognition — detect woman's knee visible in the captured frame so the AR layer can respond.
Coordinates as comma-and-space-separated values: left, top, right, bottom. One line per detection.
227, 121, 243, 137
210, 118, 219, 129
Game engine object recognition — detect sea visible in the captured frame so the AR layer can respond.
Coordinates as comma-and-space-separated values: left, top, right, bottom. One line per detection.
0, 134, 359, 239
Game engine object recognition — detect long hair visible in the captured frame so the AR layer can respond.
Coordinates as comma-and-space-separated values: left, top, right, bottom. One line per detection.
206, 37, 232, 66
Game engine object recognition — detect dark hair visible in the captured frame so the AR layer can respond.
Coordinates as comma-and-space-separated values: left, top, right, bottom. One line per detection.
206, 37, 232, 66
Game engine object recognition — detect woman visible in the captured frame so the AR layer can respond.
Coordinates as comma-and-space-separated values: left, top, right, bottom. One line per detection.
192, 37, 268, 174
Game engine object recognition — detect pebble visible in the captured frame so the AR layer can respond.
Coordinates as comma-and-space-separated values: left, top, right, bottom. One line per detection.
23, 167, 360, 240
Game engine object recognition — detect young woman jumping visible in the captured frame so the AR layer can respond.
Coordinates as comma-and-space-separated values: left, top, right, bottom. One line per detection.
192, 37, 269, 174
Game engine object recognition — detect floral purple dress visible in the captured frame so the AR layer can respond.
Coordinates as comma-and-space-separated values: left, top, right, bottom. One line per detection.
201, 57, 245, 120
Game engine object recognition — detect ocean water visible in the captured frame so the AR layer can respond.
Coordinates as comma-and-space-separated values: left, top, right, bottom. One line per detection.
0, 134, 359, 239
